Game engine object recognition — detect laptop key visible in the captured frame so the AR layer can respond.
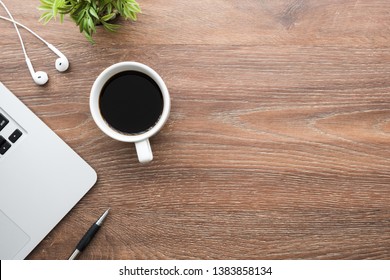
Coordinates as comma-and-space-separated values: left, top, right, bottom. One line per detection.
0, 139, 11, 155
0, 113, 9, 131
0, 136, 5, 146
8, 129, 23, 143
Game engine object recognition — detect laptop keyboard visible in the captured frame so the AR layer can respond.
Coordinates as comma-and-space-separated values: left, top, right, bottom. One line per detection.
0, 112, 23, 156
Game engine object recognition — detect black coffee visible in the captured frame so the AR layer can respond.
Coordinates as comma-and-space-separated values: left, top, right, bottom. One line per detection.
99, 71, 164, 134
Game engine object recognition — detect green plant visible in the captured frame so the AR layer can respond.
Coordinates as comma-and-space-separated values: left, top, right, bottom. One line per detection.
39, 0, 141, 43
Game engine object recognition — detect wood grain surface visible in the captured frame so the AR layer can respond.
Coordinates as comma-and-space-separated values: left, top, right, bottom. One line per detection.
1, 0, 390, 259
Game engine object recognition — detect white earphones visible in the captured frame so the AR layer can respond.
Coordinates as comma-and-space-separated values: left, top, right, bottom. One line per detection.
0, 0, 69, 85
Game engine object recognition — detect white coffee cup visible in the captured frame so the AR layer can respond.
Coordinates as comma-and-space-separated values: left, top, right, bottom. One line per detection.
90, 62, 170, 163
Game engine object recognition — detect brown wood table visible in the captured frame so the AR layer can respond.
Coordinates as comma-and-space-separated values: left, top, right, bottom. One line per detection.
1, 0, 390, 259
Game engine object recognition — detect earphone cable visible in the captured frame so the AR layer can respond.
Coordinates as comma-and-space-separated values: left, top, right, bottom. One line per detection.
0, 15, 49, 46
0, 0, 28, 59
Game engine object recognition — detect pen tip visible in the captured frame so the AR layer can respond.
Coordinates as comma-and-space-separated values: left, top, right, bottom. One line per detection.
96, 208, 110, 225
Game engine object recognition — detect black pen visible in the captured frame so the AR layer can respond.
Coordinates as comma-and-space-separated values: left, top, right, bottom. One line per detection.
68, 208, 110, 260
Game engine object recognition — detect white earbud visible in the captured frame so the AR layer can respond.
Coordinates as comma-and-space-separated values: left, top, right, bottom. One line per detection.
55, 57, 69, 72
26, 58, 48, 85
33, 71, 49, 85
48, 44, 69, 72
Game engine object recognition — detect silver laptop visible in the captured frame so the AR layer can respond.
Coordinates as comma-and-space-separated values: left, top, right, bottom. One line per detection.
0, 82, 97, 259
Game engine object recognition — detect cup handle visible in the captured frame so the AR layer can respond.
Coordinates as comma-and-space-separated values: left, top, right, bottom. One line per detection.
135, 139, 153, 163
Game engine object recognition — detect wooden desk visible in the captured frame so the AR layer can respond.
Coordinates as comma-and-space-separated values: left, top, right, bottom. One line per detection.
1, 0, 390, 259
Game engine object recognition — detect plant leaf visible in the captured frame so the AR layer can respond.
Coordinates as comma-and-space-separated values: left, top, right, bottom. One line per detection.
101, 12, 117, 22
89, 6, 99, 19
102, 21, 120, 32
